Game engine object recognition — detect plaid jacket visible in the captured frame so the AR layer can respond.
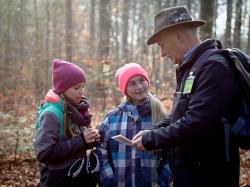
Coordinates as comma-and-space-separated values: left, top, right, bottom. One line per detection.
97, 99, 168, 187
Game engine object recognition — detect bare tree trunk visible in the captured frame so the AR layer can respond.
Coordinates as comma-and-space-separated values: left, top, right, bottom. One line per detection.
12, 0, 26, 94
174, 0, 178, 6
52, 1, 64, 58
2, 0, 11, 91
224, 0, 232, 48
19, 0, 25, 64
212, 0, 217, 38
98, 0, 110, 59
52, 3, 58, 58
14, 0, 26, 158
66, 0, 72, 61
14, 122, 20, 161
242, 0, 248, 51
111, 0, 120, 62
152, 0, 163, 94
130, 0, 137, 63
199, 0, 214, 40
187, 0, 192, 10
108, 0, 120, 105
247, 14, 250, 53
156, 0, 162, 13
163, 0, 170, 8
89, 0, 96, 56
233, 0, 242, 48
45, 0, 50, 92
136, 3, 147, 63
98, 0, 111, 111
33, 0, 42, 100
121, 0, 129, 63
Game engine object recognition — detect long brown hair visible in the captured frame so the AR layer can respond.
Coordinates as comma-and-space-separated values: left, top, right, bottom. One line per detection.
63, 102, 73, 138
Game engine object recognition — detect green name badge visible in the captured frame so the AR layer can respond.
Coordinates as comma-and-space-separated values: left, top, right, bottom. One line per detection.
183, 73, 194, 94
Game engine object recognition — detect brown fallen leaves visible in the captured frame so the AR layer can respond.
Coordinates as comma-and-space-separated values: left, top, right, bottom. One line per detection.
0, 153, 39, 187
0, 151, 249, 187
240, 150, 250, 187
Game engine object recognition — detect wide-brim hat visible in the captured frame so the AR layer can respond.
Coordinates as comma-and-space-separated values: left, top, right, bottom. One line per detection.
147, 6, 205, 45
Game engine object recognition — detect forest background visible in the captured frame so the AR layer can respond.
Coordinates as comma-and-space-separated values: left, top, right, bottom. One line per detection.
0, 0, 249, 186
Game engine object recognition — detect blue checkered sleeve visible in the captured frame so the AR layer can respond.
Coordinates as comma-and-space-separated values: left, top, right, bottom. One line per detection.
97, 117, 114, 187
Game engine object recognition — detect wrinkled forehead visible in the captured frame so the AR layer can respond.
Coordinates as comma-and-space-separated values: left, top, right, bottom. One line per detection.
154, 29, 177, 44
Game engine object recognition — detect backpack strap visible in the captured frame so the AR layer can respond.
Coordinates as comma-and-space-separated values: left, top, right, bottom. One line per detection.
35, 102, 64, 136
179, 48, 219, 93
221, 118, 231, 162
227, 48, 250, 103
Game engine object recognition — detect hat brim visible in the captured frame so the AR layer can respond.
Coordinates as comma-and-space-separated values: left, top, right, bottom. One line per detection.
147, 20, 206, 45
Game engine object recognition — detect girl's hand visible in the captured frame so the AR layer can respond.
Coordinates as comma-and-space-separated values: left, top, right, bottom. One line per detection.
83, 128, 100, 144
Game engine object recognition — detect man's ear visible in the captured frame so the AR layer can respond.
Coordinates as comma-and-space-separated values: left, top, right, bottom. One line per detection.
176, 30, 184, 42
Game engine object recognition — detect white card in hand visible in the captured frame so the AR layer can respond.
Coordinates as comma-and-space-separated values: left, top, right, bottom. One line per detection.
111, 135, 133, 146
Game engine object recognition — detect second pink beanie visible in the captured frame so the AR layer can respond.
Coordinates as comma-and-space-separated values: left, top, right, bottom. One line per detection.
115, 63, 149, 95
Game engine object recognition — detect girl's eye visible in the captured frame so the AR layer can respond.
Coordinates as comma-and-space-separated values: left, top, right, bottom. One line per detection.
128, 82, 136, 86
74, 86, 81, 90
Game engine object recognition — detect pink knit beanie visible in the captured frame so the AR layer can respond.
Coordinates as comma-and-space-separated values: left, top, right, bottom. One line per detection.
115, 63, 149, 95
52, 59, 86, 93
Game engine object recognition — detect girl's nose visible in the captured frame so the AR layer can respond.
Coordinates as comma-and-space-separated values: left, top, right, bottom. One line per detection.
136, 82, 143, 89
80, 89, 84, 95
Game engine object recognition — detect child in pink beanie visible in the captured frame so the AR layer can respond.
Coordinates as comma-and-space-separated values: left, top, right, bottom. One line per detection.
97, 63, 171, 187
34, 59, 100, 187
115, 63, 149, 96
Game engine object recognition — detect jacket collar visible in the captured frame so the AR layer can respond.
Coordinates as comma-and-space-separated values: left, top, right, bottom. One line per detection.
117, 98, 151, 121
179, 39, 221, 69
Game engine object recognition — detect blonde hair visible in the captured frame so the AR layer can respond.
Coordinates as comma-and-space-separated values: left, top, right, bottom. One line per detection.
121, 92, 167, 124
148, 92, 167, 124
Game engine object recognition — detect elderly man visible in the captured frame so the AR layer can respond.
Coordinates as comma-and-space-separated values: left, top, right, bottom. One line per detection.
132, 6, 241, 187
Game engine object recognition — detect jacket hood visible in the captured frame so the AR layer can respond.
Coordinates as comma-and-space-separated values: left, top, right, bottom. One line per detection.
44, 89, 62, 103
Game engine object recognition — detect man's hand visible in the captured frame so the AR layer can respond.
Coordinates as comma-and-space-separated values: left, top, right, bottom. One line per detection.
132, 130, 150, 141
132, 136, 145, 151
132, 130, 150, 151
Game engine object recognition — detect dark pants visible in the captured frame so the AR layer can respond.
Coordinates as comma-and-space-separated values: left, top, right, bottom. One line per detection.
38, 164, 71, 187
171, 160, 239, 187
38, 164, 98, 187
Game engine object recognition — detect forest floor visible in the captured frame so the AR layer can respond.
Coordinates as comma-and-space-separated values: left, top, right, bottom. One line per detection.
0, 108, 249, 186
0, 151, 249, 187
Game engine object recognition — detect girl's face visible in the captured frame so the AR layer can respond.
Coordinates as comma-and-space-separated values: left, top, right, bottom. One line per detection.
63, 82, 86, 104
126, 75, 149, 105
